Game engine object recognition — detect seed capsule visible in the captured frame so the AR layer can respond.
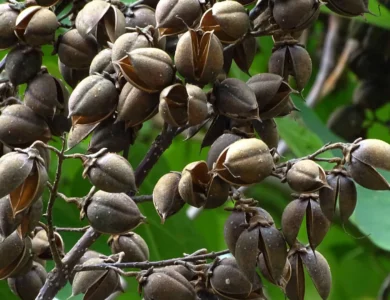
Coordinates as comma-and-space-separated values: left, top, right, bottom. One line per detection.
253, 119, 279, 150
0, 4, 18, 50
58, 59, 89, 89
224, 209, 247, 255
108, 232, 149, 262
207, 133, 242, 169
67, 122, 100, 151
326, 0, 368, 16
186, 84, 208, 126
89, 48, 115, 75
204, 175, 230, 209
258, 253, 291, 290
125, 4, 156, 28
153, 172, 185, 222
111, 31, 152, 63
15, 6, 58, 46
32, 229, 65, 260
159, 84, 189, 127
84, 191, 146, 234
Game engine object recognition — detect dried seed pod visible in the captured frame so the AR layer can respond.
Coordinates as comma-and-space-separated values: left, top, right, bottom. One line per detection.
72, 258, 121, 299
253, 119, 279, 150
57, 29, 98, 69
108, 232, 149, 262
269, 44, 312, 92
203, 175, 230, 209
58, 59, 89, 89
235, 228, 259, 282
140, 267, 197, 300
117, 82, 159, 127
186, 84, 208, 126
224, 209, 247, 255
125, 5, 156, 28
347, 139, 390, 190
89, 48, 115, 75
209, 257, 252, 299
207, 133, 242, 169
153, 172, 185, 222
273, 0, 320, 31
111, 31, 152, 62
32, 229, 64, 260
67, 122, 100, 151
68, 75, 118, 126
115, 48, 174, 93
5, 45, 42, 86
286, 160, 329, 193
0, 148, 48, 217
258, 253, 291, 289
75, 0, 126, 45
319, 172, 357, 223
175, 29, 224, 85
8, 262, 47, 300
214, 138, 274, 186
0, 4, 18, 50
83, 152, 136, 193
213, 78, 259, 121
247, 73, 293, 120
326, 0, 368, 16
15, 6, 58, 46
84, 191, 146, 234
159, 84, 188, 127
281, 198, 330, 249
233, 35, 257, 75
156, 0, 201, 36
200, 1, 250, 43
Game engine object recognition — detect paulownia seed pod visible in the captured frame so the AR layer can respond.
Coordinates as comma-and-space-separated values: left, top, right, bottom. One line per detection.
108, 232, 149, 262
0, 4, 18, 50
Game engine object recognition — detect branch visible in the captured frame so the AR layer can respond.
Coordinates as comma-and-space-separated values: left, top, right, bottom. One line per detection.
54, 226, 90, 233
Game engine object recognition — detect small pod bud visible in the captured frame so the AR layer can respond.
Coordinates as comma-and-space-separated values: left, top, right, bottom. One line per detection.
32, 229, 65, 260
200, 1, 250, 43
0, 4, 18, 50
89, 48, 115, 75
108, 232, 149, 262
153, 172, 185, 222
125, 5, 156, 28
15, 6, 58, 46
84, 191, 146, 234
83, 152, 137, 194
5, 45, 42, 86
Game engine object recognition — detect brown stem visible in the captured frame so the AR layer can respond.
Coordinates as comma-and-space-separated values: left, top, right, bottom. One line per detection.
54, 226, 90, 233
132, 195, 153, 203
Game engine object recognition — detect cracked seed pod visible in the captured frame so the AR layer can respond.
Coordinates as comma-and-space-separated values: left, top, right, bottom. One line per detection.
159, 84, 188, 127
153, 172, 185, 222
69, 251, 101, 283
319, 172, 357, 223
155, 0, 202, 36
282, 197, 330, 250
286, 246, 331, 300
0, 148, 48, 217
72, 257, 122, 299
209, 257, 253, 299
111, 31, 152, 63
207, 133, 243, 169
115, 48, 174, 93
83, 152, 137, 193
75, 0, 125, 45
214, 138, 274, 186
224, 209, 247, 255
273, 0, 320, 31
213, 78, 259, 121
15, 6, 58, 46
5, 45, 42, 86
0, 104, 51, 147
108, 232, 149, 262
117, 82, 159, 128
89, 48, 115, 75
233, 35, 257, 75
326, 0, 368, 16
175, 29, 223, 85
179, 161, 210, 208
269, 44, 312, 92
200, 1, 249, 43
85, 191, 146, 234
186, 84, 208, 126
0, 231, 33, 280
140, 267, 197, 300
69, 75, 118, 126
347, 139, 390, 190
57, 29, 98, 69
286, 160, 329, 193
258, 253, 291, 290
204, 175, 230, 209
32, 229, 65, 260
0, 4, 18, 50
253, 119, 279, 150
8, 261, 47, 300
67, 122, 101, 151
24, 73, 69, 119
59, 59, 89, 89
247, 73, 293, 120
125, 5, 156, 28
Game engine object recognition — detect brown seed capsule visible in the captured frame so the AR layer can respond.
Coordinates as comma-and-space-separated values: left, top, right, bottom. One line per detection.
203, 175, 230, 209
153, 172, 185, 222
89, 48, 115, 75
326, 0, 368, 16
57, 29, 98, 69
5, 45, 42, 86
0, 4, 18, 50
233, 35, 258, 75
269, 44, 312, 92
286, 160, 329, 193
32, 229, 65, 260
58, 59, 89, 89
175, 29, 224, 85
258, 253, 291, 289
235, 228, 260, 283
347, 139, 390, 190
75, 0, 126, 45
67, 122, 101, 151
200, 1, 250, 43
282, 197, 330, 250
108, 232, 149, 262
115, 48, 174, 93
155, 0, 202, 36
207, 133, 242, 169
15, 6, 58, 46
214, 138, 274, 186
159, 84, 189, 127
125, 4, 157, 28
8, 262, 47, 300
186, 84, 208, 126
224, 209, 247, 255
111, 31, 152, 63
253, 119, 279, 150
83, 152, 137, 193
84, 191, 146, 234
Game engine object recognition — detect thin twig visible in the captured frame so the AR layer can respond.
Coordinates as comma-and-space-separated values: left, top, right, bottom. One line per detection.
132, 195, 153, 203
54, 226, 90, 233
